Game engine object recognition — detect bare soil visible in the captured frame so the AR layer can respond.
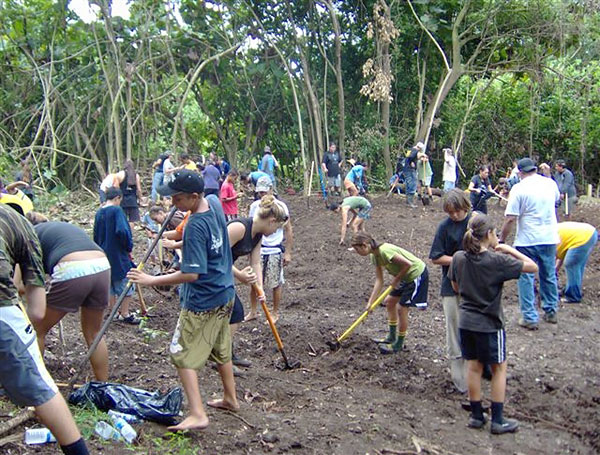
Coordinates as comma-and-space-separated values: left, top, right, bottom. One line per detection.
2, 193, 600, 454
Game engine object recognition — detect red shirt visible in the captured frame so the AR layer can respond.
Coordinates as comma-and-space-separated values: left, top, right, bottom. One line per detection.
219, 181, 238, 215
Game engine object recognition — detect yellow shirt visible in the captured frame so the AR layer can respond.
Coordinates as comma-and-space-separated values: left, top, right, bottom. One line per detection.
556, 222, 596, 260
184, 162, 197, 171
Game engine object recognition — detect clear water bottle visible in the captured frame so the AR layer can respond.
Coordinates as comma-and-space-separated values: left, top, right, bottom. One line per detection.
108, 410, 140, 424
94, 421, 122, 441
24, 428, 57, 444
111, 417, 137, 443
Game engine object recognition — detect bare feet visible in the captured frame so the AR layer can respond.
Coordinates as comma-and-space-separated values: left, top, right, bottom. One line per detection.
207, 399, 240, 412
167, 414, 209, 431
244, 312, 258, 322
265, 312, 279, 325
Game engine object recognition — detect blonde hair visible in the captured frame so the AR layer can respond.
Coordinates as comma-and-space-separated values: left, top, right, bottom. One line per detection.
257, 195, 288, 222
26, 211, 49, 225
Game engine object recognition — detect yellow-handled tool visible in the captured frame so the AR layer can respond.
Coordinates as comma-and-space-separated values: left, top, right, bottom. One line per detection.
327, 285, 393, 350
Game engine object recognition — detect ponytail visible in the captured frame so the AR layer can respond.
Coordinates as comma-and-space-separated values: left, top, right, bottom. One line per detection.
257, 195, 288, 223
350, 231, 379, 250
462, 213, 495, 255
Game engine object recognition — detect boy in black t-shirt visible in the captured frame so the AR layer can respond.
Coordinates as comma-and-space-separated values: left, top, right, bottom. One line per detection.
448, 214, 537, 435
429, 189, 471, 393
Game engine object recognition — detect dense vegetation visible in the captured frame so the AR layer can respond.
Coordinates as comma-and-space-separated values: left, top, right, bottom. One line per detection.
1, 0, 599, 192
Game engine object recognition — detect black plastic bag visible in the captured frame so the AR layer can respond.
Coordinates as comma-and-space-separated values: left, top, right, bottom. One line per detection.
69, 381, 183, 425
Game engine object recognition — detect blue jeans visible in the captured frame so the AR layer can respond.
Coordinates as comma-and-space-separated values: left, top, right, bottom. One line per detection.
516, 244, 559, 322
151, 172, 164, 202
404, 169, 417, 195
563, 230, 598, 302
443, 181, 455, 193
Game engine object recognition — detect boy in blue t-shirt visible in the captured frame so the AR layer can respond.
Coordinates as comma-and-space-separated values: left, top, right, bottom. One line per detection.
127, 170, 239, 432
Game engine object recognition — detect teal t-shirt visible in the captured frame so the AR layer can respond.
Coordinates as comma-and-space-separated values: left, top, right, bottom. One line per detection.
342, 196, 370, 210
370, 243, 425, 282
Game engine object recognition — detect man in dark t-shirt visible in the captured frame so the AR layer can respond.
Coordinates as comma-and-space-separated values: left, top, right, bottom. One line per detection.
322, 142, 342, 195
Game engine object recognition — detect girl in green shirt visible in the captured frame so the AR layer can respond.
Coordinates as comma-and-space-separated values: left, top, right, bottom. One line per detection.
350, 232, 429, 354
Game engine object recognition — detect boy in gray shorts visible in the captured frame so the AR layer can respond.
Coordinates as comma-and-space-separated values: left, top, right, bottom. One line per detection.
0, 205, 89, 455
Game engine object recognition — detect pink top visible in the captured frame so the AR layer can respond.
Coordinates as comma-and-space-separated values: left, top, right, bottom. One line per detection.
220, 180, 238, 215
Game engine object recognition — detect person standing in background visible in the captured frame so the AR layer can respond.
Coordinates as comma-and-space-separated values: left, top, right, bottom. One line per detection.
442, 148, 457, 193
554, 159, 577, 219
259, 146, 279, 191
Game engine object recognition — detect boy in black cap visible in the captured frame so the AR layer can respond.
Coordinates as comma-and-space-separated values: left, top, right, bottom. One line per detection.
127, 169, 239, 431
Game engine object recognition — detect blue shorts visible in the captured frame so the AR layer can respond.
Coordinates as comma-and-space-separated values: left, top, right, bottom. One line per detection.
0, 304, 58, 406
357, 204, 372, 220
230, 293, 245, 324
110, 277, 135, 297
390, 267, 428, 309
460, 328, 506, 364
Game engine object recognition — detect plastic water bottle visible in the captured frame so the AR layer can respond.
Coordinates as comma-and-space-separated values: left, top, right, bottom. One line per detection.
24, 428, 56, 444
111, 417, 137, 443
94, 421, 122, 441
108, 410, 140, 424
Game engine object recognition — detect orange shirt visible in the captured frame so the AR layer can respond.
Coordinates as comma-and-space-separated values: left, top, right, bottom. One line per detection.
175, 211, 191, 236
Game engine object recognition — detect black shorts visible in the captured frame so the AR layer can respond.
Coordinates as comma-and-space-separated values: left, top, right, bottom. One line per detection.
390, 266, 428, 309
229, 293, 245, 324
460, 328, 506, 364
123, 206, 140, 222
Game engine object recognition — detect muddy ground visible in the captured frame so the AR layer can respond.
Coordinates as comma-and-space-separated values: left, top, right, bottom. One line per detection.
2, 192, 600, 454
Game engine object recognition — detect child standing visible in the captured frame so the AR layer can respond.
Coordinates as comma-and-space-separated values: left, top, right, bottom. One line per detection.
448, 214, 537, 434
93, 187, 140, 325
350, 232, 428, 354
429, 189, 472, 393
127, 170, 238, 431
220, 170, 239, 221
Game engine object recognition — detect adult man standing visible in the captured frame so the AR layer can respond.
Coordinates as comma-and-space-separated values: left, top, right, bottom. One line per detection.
151, 150, 172, 203
259, 146, 279, 191
403, 141, 426, 208
442, 148, 457, 192
499, 157, 560, 329
554, 159, 577, 219
322, 142, 342, 195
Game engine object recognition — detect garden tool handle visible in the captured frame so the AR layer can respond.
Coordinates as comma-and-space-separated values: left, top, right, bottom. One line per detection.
253, 284, 284, 351
336, 285, 394, 343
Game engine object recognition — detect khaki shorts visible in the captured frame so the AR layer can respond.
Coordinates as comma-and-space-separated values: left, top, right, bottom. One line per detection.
169, 301, 233, 370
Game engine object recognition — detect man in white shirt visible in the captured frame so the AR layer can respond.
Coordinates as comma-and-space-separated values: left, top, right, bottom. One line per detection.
246, 177, 293, 323
499, 158, 560, 330
442, 148, 457, 192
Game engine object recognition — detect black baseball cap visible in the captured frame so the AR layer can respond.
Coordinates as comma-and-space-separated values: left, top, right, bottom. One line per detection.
517, 157, 537, 173
158, 169, 204, 196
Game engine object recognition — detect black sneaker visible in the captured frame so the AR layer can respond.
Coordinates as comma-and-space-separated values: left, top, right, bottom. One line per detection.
232, 353, 252, 368
117, 314, 141, 325
467, 415, 487, 429
490, 418, 519, 434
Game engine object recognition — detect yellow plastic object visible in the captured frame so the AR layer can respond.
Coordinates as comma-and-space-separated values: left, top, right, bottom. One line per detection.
0, 190, 34, 215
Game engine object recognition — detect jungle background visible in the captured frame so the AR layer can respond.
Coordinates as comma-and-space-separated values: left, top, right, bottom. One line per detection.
1, 0, 600, 194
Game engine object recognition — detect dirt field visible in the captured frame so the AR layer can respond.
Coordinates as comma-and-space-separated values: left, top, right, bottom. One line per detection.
2, 192, 599, 454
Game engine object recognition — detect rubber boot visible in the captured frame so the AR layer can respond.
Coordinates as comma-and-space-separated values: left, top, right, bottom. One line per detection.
406, 194, 417, 208
373, 322, 397, 344
379, 332, 406, 355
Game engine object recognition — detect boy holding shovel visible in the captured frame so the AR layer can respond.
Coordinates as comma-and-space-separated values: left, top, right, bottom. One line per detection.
127, 170, 239, 431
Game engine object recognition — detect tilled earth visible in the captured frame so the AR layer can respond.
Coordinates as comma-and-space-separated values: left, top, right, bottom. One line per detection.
2, 193, 600, 454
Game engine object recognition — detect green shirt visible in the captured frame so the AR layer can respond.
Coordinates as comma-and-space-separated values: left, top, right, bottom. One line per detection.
370, 243, 425, 282
341, 196, 370, 210
0, 205, 45, 306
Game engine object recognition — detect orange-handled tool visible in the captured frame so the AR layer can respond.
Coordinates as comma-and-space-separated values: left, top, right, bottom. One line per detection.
253, 284, 300, 370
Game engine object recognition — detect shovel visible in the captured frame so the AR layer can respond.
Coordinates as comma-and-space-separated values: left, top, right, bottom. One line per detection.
67, 207, 178, 391
327, 285, 393, 351
252, 284, 300, 370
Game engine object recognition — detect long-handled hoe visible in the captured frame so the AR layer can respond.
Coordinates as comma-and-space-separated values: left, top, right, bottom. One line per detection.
253, 284, 301, 370
327, 285, 393, 351
67, 207, 178, 391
